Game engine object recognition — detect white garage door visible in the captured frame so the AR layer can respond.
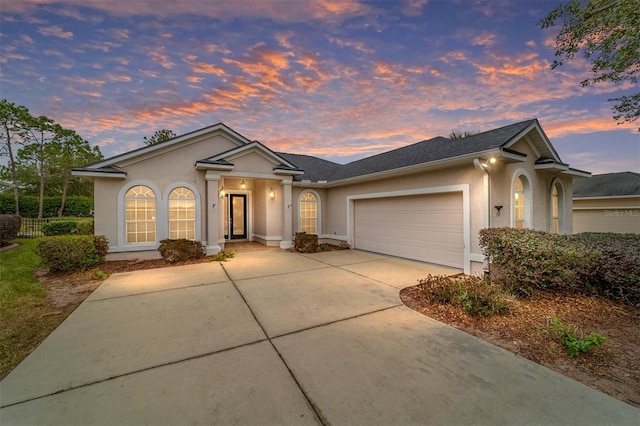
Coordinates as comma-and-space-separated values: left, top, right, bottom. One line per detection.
354, 192, 464, 268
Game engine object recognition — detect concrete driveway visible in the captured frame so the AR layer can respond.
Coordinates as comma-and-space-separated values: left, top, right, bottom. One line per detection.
1, 249, 637, 425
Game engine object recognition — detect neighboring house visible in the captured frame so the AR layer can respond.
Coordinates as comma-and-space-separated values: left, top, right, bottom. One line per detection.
73, 119, 589, 274
572, 172, 640, 234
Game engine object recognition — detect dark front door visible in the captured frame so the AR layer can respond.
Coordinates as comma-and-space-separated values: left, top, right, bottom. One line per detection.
229, 194, 247, 239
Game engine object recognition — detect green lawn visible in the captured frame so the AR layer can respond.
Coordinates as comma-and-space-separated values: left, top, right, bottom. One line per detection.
0, 238, 59, 379
0, 239, 44, 311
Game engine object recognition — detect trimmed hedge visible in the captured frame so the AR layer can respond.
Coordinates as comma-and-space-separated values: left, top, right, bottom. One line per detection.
158, 239, 205, 263
40, 219, 94, 236
0, 214, 21, 246
0, 194, 93, 218
37, 235, 108, 272
479, 228, 640, 306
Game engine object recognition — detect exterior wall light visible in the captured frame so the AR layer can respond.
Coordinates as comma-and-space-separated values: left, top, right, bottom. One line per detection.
240, 179, 246, 189
269, 187, 276, 200
494, 205, 503, 216
219, 186, 225, 199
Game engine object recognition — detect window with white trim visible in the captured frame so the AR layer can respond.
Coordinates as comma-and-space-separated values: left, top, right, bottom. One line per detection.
551, 181, 564, 234
169, 187, 196, 240
514, 177, 526, 229
299, 192, 318, 234
125, 185, 156, 244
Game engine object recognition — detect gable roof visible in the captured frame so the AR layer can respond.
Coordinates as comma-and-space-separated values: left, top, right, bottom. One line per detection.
324, 120, 536, 182
277, 153, 342, 182
573, 172, 640, 198
74, 118, 588, 183
196, 140, 302, 175
280, 119, 575, 183
73, 122, 253, 178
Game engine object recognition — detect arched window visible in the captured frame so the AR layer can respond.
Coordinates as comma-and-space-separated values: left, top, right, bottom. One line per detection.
513, 174, 531, 229
169, 187, 196, 240
551, 181, 564, 234
514, 177, 525, 229
299, 191, 318, 234
125, 185, 156, 244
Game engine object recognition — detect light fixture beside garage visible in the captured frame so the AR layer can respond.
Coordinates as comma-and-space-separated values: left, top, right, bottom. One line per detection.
240, 179, 246, 189
269, 187, 276, 200
219, 186, 225, 199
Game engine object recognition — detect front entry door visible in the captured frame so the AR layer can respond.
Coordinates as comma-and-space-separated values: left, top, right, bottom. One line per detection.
229, 194, 247, 239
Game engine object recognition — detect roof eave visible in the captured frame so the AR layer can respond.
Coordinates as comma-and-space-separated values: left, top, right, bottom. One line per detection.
562, 168, 591, 178
274, 168, 305, 176
194, 162, 234, 171
324, 151, 495, 187
71, 170, 127, 179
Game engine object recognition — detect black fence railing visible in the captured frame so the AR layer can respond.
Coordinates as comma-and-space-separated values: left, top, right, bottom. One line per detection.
18, 217, 88, 238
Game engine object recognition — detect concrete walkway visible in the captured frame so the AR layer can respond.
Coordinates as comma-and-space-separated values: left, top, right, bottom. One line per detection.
1, 249, 637, 425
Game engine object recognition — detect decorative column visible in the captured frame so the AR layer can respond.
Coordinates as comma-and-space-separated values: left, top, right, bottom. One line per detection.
205, 171, 222, 254
280, 177, 294, 249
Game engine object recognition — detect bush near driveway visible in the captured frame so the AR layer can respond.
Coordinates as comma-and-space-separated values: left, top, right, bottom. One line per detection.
479, 228, 640, 306
417, 274, 513, 317
158, 239, 205, 263
37, 235, 108, 272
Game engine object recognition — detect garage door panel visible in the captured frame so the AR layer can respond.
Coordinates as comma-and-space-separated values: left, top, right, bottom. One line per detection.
354, 193, 463, 268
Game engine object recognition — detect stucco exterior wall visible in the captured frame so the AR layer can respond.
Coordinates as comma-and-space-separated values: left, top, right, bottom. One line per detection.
492, 139, 574, 234
573, 197, 640, 234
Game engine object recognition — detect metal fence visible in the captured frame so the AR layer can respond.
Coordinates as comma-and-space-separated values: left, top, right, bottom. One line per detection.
17, 217, 88, 238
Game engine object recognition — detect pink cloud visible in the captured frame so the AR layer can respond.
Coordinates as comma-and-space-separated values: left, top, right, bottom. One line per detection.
106, 73, 132, 82
38, 25, 73, 39
471, 32, 496, 47
192, 62, 225, 75
147, 51, 174, 69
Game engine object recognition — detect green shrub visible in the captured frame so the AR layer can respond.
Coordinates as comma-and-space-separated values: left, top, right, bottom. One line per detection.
546, 317, 606, 357
572, 232, 640, 306
294, 232, 318, 253
41, 221, 78, 236
418, 274, 513, 317
418, 274, 462, 304
92, 235, 109, 258
36, 235, 104, 272
208, 248, 237, 262
158, 239, 205, 263
479, 228, 640, 306
76, 220, 94, 235
0, 214, 21, 246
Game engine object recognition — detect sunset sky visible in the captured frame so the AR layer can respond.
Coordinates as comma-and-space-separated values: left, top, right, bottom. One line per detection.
1, 0, 638, 174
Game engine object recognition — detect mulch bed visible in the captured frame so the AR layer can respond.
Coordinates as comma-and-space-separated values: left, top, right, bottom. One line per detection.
400, 285, 640, 408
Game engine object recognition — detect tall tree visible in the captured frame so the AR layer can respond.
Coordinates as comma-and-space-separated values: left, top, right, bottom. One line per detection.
0, 100, 33, 215
143, 129, 177, 145
19, 116, 59, 218
539, 0, 640, 127
51, 129, 103, 216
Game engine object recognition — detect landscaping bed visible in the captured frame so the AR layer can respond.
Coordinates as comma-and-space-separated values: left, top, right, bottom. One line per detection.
401, 285, 640, 408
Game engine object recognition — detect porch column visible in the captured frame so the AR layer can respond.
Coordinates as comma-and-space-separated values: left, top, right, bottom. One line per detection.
280, 177, 294, 249
205, 171, 222, 254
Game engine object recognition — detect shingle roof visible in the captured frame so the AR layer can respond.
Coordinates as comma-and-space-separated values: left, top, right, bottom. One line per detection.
573, 172, 640, 197
281, 119, 537, 182
277, 153, 342, 182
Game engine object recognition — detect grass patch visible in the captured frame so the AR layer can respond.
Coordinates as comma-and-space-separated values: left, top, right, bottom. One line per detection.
0, 238, 72, 379
0, 239, 44, 312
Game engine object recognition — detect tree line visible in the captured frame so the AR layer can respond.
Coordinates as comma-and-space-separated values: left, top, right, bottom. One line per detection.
0, 99, 103, 218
